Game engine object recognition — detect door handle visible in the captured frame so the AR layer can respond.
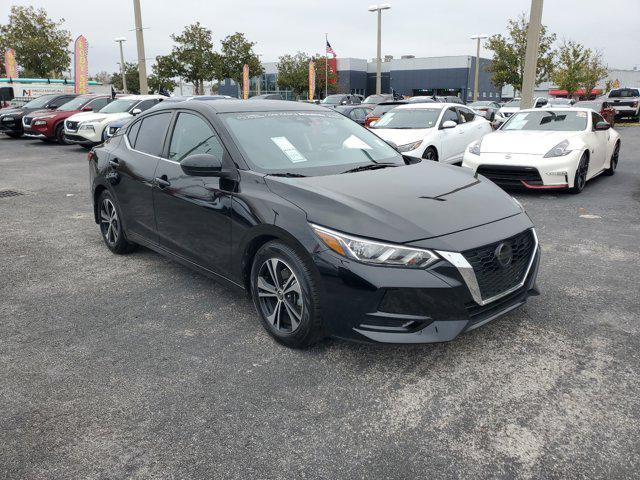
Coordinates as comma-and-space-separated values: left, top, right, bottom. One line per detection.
154, 176, 171, 188
109, 158, 119, 168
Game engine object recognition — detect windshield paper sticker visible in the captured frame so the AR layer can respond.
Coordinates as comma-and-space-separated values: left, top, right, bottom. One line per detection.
343, 134, 373, 150
271, 136, 308, 163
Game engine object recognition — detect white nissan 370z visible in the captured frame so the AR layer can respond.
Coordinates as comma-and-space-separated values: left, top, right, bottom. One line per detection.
462, 108, 621, 193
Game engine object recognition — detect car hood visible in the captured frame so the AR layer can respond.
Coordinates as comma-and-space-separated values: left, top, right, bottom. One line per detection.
481, 130, 584, 155
0, 107, 25, 117
67, 111, 130, 123
265, 162, 522, 244
370, 128, 433, 146
498, 106, 519, 114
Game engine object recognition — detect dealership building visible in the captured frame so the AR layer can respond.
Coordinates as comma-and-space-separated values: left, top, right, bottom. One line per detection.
219, 54, 502, 101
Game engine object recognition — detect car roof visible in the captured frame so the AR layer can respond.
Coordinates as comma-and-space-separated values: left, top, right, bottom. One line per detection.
517, 107, 593, 113
149, 99, 324, 114
120, 94, 166, 100
395, 102, 459, 110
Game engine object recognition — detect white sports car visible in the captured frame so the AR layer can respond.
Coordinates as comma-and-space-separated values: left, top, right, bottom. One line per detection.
462, 108, 621, 194
370, 102, 492, 163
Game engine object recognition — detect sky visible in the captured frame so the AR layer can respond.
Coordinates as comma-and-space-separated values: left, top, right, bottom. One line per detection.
2, 0, 639, 75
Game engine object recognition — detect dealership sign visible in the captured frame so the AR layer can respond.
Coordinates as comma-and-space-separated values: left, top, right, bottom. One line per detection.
4, 49, 18, 78
74, 35, 89, 94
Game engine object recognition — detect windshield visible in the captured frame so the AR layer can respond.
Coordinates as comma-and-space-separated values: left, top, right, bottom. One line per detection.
504, 99, 521, 107
57, 96, 91, 111
363, 95, 386, 104
220, 110, 403, 176
99, 99, 137, 113
502, 111, 587, 131
371, 104, 402, 116
608, 89, 639, 98
24, 95, 57, 109
321, 95, 344, 105
370, 108, 440, 129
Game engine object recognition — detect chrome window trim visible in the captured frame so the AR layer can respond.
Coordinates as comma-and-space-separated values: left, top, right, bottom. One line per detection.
436, 228, 538, 306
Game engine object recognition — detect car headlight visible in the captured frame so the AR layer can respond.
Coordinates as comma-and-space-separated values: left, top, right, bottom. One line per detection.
33, 120, 47, 126
468, 138, 482, 155
397, 140, 423, 152
1, 116, 14, 122
311, 224, 439, 268
543, 139, 572, 158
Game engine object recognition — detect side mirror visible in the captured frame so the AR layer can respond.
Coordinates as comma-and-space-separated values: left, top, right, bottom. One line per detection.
181, 153, 224, 177
131, 108, 142, 116
82, 106, 93, 111
594, 121, 611, 131
441, 120, 457, 129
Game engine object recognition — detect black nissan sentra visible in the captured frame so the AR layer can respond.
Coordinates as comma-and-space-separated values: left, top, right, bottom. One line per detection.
90, 100, 540, 348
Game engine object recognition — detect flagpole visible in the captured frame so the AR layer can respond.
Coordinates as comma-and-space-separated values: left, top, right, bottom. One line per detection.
325, 33, 328, 99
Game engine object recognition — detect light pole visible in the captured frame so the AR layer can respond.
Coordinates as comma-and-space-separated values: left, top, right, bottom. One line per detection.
368, 4, 391, 95
132, 0, 149, 94
521, 0, 544, 109
114, 37, 127, 94
470, 34, 488, 102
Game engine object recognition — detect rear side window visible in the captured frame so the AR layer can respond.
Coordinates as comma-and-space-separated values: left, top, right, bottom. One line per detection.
135, 99, 159, 112
168, 112, 224, 162
133, 112, 172, 156
88, 98, 109, 111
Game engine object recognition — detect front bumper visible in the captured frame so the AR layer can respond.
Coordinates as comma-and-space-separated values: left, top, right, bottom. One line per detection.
64, 131, 99, 145
0, 118, 22, 134
313, 223, 540, 344
462, 150, 580, 189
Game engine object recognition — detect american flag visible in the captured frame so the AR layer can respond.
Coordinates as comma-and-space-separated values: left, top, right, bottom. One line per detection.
326, 40, 336, 58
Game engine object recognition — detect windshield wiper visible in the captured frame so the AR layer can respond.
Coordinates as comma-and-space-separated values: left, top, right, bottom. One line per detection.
341, 163, 397, 174
269, 172, 307, 178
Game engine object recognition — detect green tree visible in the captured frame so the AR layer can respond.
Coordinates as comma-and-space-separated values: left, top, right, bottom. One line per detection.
485, 13, 556, 94
0, 6, 71, 78
166, 22, 220, 94
220, 32, 264, 93
312, 55, 338, 98
149, 55, 178, 94
552, 41, 589, 99
277, 52, 310, 98
111, 62, 142, 94
582, 50, 608, 99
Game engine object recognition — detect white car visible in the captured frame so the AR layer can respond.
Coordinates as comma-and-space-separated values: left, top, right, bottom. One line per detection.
64, 95, 165, 148
369, 103, 492, 163
498, 97, 548, 118
462, 108, 621, 194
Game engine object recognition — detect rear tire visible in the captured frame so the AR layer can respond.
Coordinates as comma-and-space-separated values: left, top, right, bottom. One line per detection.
569, 153, 589, 194
605, 142, 620, 176
250, 240, 324, 348
422, 146, 438, 161
97, 190, 137, 254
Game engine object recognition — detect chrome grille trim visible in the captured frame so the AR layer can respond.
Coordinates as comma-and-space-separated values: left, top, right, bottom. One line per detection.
436, 228, 538, 306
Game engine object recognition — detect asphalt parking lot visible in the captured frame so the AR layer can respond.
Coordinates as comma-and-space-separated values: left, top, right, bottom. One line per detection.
1, 130, 639, 479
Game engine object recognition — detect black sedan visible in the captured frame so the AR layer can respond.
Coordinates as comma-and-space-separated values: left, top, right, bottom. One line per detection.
90, 100, 540, 348
0, 93, 78, 138
333, 104, 375, 125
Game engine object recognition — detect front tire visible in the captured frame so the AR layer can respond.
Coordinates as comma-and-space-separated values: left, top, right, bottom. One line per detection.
569, 153, 589, 194
250, 240, 324, 348
97, 190, 137, 254
605, 142, 620, 176
422, 146, 438, 161
55, 123, 69, 145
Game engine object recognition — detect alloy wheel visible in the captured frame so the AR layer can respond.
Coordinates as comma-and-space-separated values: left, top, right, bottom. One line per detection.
576, 158, 588, 190
256, 258, 304, 333
99, 198, 120, 246
612, 144, 620, 170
